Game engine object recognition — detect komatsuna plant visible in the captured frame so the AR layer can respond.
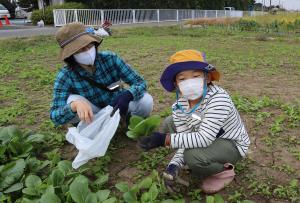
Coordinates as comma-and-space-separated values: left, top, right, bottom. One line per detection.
126, 115, 161, 139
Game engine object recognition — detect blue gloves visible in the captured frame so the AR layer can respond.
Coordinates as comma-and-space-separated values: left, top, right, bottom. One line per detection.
163, 164, 189, 193
138, 132, 166, 150
164, 164, 179, 179
163, 164, 180, 193
112, 90, 133, 116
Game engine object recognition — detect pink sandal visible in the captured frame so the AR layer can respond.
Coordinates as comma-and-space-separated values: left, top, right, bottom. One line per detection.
200, 163, 235, 194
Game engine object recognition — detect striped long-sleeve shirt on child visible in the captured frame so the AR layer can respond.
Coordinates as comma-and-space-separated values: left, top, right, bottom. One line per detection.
168, 84, 250, 167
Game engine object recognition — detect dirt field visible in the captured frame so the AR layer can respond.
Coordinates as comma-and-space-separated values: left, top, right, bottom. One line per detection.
0, 26, 299, 202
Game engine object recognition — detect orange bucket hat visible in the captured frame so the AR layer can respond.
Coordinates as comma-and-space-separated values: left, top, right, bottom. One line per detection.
160, 50, 220, 92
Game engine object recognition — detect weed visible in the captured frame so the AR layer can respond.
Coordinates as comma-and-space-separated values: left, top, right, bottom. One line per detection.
273, 179, 299, 201
134, 148, 170, 171
272, 164, 295, 175
187, 189, 202, 201
286, 135, 300, 145
270, 115, 285, 136
282, 104, 300, 128
255, 111, 271, 126
232, 95, 279, 113
289, 148, 300, 161
261, 135, 275, 147
248, 181, 272, 197
228, 190, 243, 202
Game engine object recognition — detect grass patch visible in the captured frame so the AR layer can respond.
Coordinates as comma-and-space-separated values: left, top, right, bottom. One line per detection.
186, 12, 300, 33
0, 25, 299, 202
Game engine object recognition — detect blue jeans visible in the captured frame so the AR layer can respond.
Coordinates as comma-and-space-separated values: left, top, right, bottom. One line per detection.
67, 93, 154, 124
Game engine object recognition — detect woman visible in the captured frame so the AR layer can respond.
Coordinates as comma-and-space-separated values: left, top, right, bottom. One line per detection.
50, 22, 153, 126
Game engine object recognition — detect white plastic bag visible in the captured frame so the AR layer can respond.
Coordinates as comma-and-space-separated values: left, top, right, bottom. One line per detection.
66, 105, 120, 169
94, 27, 110, 37
37, 20, 44, 27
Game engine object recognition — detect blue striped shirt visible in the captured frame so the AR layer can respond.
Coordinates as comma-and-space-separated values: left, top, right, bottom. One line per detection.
50, 51, 146, 125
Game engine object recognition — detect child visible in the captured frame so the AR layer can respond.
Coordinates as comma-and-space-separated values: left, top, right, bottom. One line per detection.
139, 50, 250, 193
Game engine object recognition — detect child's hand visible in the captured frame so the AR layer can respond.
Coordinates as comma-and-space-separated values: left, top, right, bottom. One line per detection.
138, 132, 166, 150
163, 164, 179, 193
163, 164, 189, 193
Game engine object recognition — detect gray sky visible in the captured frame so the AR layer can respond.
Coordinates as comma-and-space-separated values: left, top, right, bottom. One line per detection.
255, 0, 300, 10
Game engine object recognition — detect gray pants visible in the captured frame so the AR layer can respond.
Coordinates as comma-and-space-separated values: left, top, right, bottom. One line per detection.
162, 116, 242, 178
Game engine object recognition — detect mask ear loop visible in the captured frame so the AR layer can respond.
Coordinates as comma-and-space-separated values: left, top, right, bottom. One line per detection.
202, 72, 208, 102
173, 88, 185, 113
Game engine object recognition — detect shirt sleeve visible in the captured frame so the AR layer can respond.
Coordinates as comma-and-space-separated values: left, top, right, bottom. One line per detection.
172, 110, 190, 133
50, 71, 76, 125
169, 149, 185, 167
170, 93, 233, 149
113, 54, 147, 101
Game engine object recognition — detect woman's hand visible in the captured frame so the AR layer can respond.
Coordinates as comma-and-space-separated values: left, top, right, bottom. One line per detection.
111, 90, 133, 117
71, 100, 93, 123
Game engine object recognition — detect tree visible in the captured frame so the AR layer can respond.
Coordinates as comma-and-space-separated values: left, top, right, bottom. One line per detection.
66, 0, 256, 10
0, 0, 16, 17
18, 0, 38, 10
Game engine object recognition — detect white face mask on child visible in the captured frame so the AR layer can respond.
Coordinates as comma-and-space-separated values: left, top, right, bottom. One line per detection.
178, 77, 205, 100
74, 45, 96, 65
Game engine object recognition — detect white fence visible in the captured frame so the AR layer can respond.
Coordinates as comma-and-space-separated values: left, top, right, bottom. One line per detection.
53, 9, 264, 27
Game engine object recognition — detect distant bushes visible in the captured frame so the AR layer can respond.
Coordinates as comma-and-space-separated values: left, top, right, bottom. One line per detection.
238, 18, 300, 32
237, 19, 260, 31
186, 17, 239, 26
31, 2, 86, 25
186, 12, 300, 33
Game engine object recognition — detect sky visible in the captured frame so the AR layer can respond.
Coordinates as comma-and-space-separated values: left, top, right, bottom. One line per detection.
255, 0, 300, 10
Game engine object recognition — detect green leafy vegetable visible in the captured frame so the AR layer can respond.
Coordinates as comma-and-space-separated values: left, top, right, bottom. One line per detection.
115, 182, 129, 193
0, 126, 46, 164
48, 169, 65, 187
40, 193, 61, 203
69, 175, 90, 203
0, 159, 26, 191
96, 189, 110, 202
3, 182, 23, 193
22, 175, 43, 197
128, 116, 144, 130
126, 115, 161, 139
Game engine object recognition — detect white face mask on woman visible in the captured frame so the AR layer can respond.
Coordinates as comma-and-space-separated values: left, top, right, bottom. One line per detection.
73, 45, 96, 65
178, 77, 205, 100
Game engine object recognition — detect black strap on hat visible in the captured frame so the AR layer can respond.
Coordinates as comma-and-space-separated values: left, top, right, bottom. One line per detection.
60, 31, 89, 48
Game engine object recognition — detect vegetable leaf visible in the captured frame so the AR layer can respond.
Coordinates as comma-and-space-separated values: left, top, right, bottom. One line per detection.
3, 182, 23, 193
128, 116, 144, 130
115, 182, 129, 193
25, 175, 42, 188
126, 115, 161, 139
40, 193, 61, 203
69, 175, 90, 203
96, 189, 110, 202
0, 159, 25, 190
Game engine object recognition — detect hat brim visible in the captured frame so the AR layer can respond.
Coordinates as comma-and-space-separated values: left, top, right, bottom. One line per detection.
59, 34, 102, 61
160, 61, 220, 92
